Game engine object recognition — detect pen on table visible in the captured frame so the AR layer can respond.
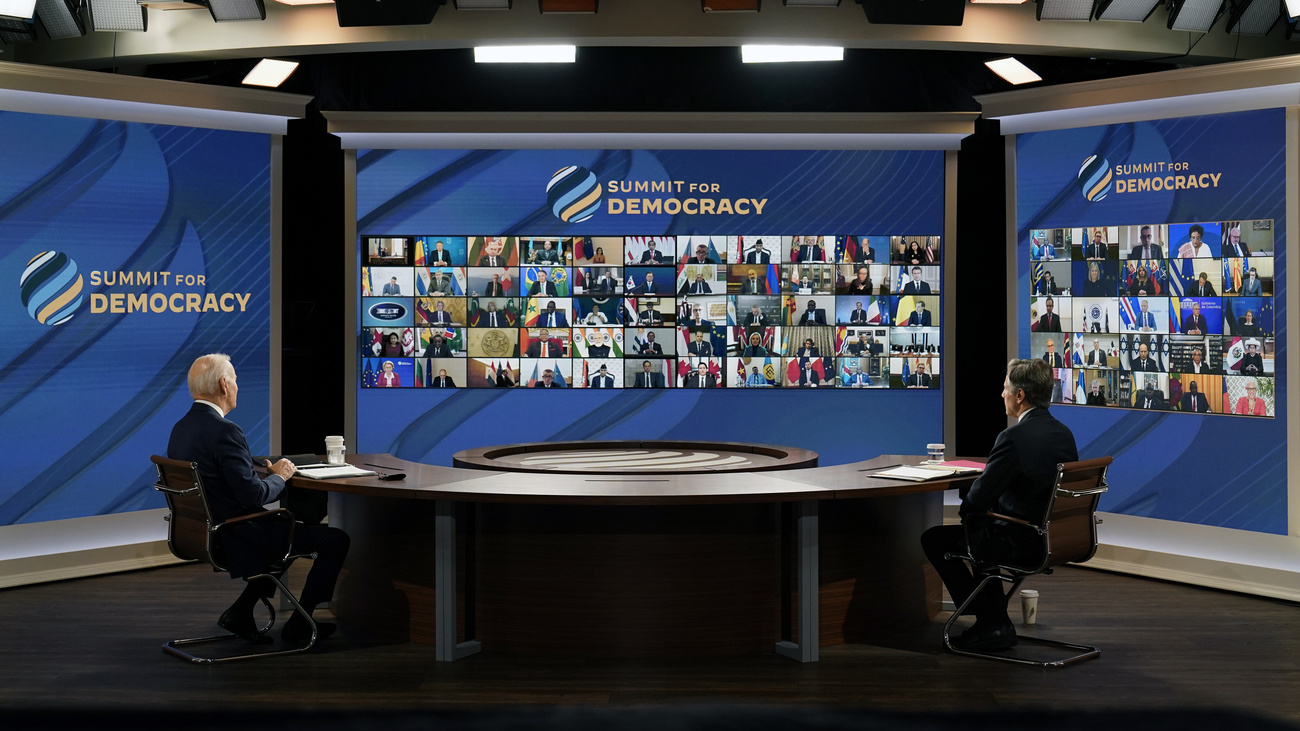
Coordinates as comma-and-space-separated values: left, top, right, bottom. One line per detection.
859, 463, 902, 473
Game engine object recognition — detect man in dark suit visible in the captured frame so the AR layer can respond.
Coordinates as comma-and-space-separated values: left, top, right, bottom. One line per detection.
1186, 347, 1210, 374
908, 363, 933, 388
1189, 273, 1216, 297
798, 360, 821, 387
1038, 297, 1061, 332
849, 301, 871, 324
854, 241, 876, 264
590, 364, 616, 388
639, 332, 663, 355
684, 361, 716, 388
382, 277, 402, 296
794, 236, 824, 263
597, 270, 617, 293
921, 359, 1078, 651
1180, 381, 1210, 412
484, 274, 506, 297
425, 335, 453, 358
905, 300, 932, 327
526, 329, 561, 358
476, 237, 507, 267
528, 271, 559, 297
798, 300, 826, 326
1083, 230, 1108, 260
740, 270, 765, 294
631, 272, 660, 295
1085, 380, 1107, 405
847, 333, 872, 356
745, 240, 771, 264
1134, 381, 1166, 410
1222, 225, 1252, 258
533, 369, 561, 388
1041, 339, 1064, 368
687, 331, 712, 357
1127, 225, 1164, 260
427, 271, 454, 295
1084, 338, 1107, 367
1130, 343, 1160, 372
430, 368, 456, 388
634, 361, 665, 388
427, 301, 453, 325
900, 267, 932, 295
168, 355, 348, 645
685, 273, 712, 295
478, 301, 506, 328
688, 243, 718, 265
638, 306, 664, 326
1181, 302, 1208, 335
429, 241, 452, 265
743, 305, 769, 326
538, 301, 568, 328
639, 241, 665, 264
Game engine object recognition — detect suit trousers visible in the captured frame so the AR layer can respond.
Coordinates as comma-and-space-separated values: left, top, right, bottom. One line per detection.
245, 524, 350, 609
920, 524, 1011, 625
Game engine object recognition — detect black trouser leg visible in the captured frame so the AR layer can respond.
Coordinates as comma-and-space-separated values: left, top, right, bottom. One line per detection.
290, 525, 350, 612
921, 524, 1009, 626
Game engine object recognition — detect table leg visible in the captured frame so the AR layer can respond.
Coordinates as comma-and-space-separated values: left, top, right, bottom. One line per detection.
775, 499, 819, 663
435, 499, 482, 662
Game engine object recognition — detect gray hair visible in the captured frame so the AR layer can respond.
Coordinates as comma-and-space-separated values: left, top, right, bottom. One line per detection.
1006, 358, 1053, 409
188, 353, 233, 399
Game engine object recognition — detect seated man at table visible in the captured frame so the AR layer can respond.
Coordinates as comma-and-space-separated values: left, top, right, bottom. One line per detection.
920, 359, 1078, 651
167, 354, 349, 645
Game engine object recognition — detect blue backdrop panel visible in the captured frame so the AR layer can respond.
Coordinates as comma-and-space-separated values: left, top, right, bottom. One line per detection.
0, 111, 273, 526
1016, 108, 1286, 534
358, 148, 947, 466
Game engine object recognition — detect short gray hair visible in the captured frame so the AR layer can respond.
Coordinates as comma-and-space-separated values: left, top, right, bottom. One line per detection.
188, 354, 233, 399
1007, 358, 1053, 409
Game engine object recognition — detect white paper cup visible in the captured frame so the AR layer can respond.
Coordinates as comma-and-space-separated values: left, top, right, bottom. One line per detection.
1020, 589, 1039, 625
325, 436, 345, 465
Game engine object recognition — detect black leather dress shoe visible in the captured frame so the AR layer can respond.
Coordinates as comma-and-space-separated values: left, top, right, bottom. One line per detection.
282, 619, 336, 645
951, 622, 1017, 651
218, 609, 272, 644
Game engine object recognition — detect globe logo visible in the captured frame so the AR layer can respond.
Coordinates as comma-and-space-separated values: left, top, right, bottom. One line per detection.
546, 165, 602, 223
1078, 155, 1113, 202
20, 251, 84, 326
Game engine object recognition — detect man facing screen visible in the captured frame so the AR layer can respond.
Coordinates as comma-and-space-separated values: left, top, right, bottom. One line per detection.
920, 359, 1078, 651
168, 354, 349, 646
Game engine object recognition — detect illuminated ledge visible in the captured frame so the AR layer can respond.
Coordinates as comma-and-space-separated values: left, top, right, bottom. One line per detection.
0, 61, 311, 134
324, 111, 979, 150
977, 54, 1300, 135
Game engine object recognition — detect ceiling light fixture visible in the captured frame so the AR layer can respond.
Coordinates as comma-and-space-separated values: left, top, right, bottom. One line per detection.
0, 0, 36, 18
1167, 0, 1225, 30
35, 0, 85, 37
206, 0, 266, 20
741, 45, 844, 63
985, 56, 1043, 84
1035, 0, 1094, 20
1287, 0, 1300, 17
88, 0, 146, 30
1226, 0, 1280, 33
474, 45, 577, 63
1093, 0, 1161, 21
243, 58, 299, 87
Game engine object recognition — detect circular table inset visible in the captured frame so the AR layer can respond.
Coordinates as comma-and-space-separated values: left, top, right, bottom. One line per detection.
453, 440, 818, 474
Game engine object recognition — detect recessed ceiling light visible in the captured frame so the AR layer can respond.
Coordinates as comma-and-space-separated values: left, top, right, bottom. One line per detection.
741, 45, 844, 63
986, 57, 1043, 85
1036, 0, 1094, 20
1288, 0, 1300, 17
243, 59, 300, 87
0, 0, 37, 19
1167, 0, 1224, 31
474, 45, 577, 63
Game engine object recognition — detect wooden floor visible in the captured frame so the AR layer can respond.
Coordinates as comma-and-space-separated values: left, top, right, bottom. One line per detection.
0, 562, 1297, 722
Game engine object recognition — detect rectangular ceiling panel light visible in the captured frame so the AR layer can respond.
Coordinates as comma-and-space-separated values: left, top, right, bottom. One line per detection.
1288, 0, 1299, 17
0, 15, 35, 40
1036, 0, 1094, 19
1094, 0, 1161, 20
1228, 0, 1280, 33
741, 44, 844, 62
474, 45, 577, 63
88, 0, 146, 30
0, 0, 37, 19
207, 0, 265, 20
243, 58, 299, 87
985, 57, 1043, 84
1168, 0, 1224, 30
35, 0, 85, 37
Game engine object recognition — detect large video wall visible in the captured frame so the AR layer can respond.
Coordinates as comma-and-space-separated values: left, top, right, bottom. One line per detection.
0, 110, 273, 526
355, 148, 948, 466
1016, 108, 1287, 534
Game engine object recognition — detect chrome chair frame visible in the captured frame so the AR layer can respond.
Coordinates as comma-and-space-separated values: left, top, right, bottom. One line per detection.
152, 455, 319, 664
943, 456, 1111, 668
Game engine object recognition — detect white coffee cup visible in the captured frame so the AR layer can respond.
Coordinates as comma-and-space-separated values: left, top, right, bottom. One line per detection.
324, 435, 345, 465
1020, 589, 1039, 625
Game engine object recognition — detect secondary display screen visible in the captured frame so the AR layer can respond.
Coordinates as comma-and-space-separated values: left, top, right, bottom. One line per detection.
360, 234, 942, 389
1028, 220, 1275, 416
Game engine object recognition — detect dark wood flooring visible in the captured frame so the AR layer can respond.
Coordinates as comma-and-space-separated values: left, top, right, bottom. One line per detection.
0, 562, 1297, 722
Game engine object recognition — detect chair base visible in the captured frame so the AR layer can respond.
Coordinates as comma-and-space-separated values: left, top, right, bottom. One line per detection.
942, 572, 1100, 669
162, 574, 318, 664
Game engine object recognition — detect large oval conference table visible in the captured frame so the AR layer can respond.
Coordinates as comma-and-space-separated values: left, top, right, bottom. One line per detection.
290, 443, 979, 663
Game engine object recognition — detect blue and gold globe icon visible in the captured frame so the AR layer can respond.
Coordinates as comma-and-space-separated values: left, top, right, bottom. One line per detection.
546, 165, 602, 223
1078, 155, 1113, 202
20, 251, 84, 326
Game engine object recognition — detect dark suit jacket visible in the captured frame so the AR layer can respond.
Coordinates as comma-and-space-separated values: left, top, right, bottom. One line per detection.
1180, 392, 1210, 412
1084, 242, 1108, 259
743, 313, 769, 326
167, 403, 287, 578
1085, 350, 1107, 366
685, 373, 716, 388
526, 339, 563, 358
687, 342, 712, 356
961, 408, 1079, 524
1190, 281, 1216, 296
1038, 313, 1061, 332
484, 282, 505, 297
537, 310, 568, 328
639, 342, 663, 355
740, 279, 764, 294
1182, 314, 1208, 334
1128, 244, 1164, 260
635, 371, 665, 388
425, 344, 453, 358
430, 376, 456, 388
906, 310, 932, 327
1131, 357, 1160, 372
798, 309, 826, 326
1041, 352, 1064, 368
588, 345, 611, 357
640, 251, 664, 263
478, 311, 507, 328
1135, 391, 1166, 410
686, 281, 712, 295
590, 374, 616, 388
798, 369, 821, 386
477, 254, 505, 267
795, 245, 823, 263
1240, 353, 1264, 375
638, 313, 664, 326
901, 281, 931, 295
908, 373, 932, 388
855, 246, 876, 263
528, 281, 559, 297
1238, 319, 1261, 336
429, 250, 452, 265
745, 251, 771, 264
428, 310, 452, 325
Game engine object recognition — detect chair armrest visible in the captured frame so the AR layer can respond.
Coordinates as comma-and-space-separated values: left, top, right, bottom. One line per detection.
216, 507, 297, 529
154, 483, 199, 496
968, 510, 1035, 528
1057, 485, 1108, 499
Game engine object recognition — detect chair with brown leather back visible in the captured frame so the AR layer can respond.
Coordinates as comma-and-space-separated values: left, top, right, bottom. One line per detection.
943, 456, 1112, 667
152, 455, 319, 663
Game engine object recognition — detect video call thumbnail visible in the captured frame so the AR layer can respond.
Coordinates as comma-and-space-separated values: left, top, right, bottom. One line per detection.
1026, 219, 1276, 417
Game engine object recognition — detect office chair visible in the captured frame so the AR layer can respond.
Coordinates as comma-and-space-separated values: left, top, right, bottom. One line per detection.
151, 455, 319, 663
944, 456, 1112, 667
